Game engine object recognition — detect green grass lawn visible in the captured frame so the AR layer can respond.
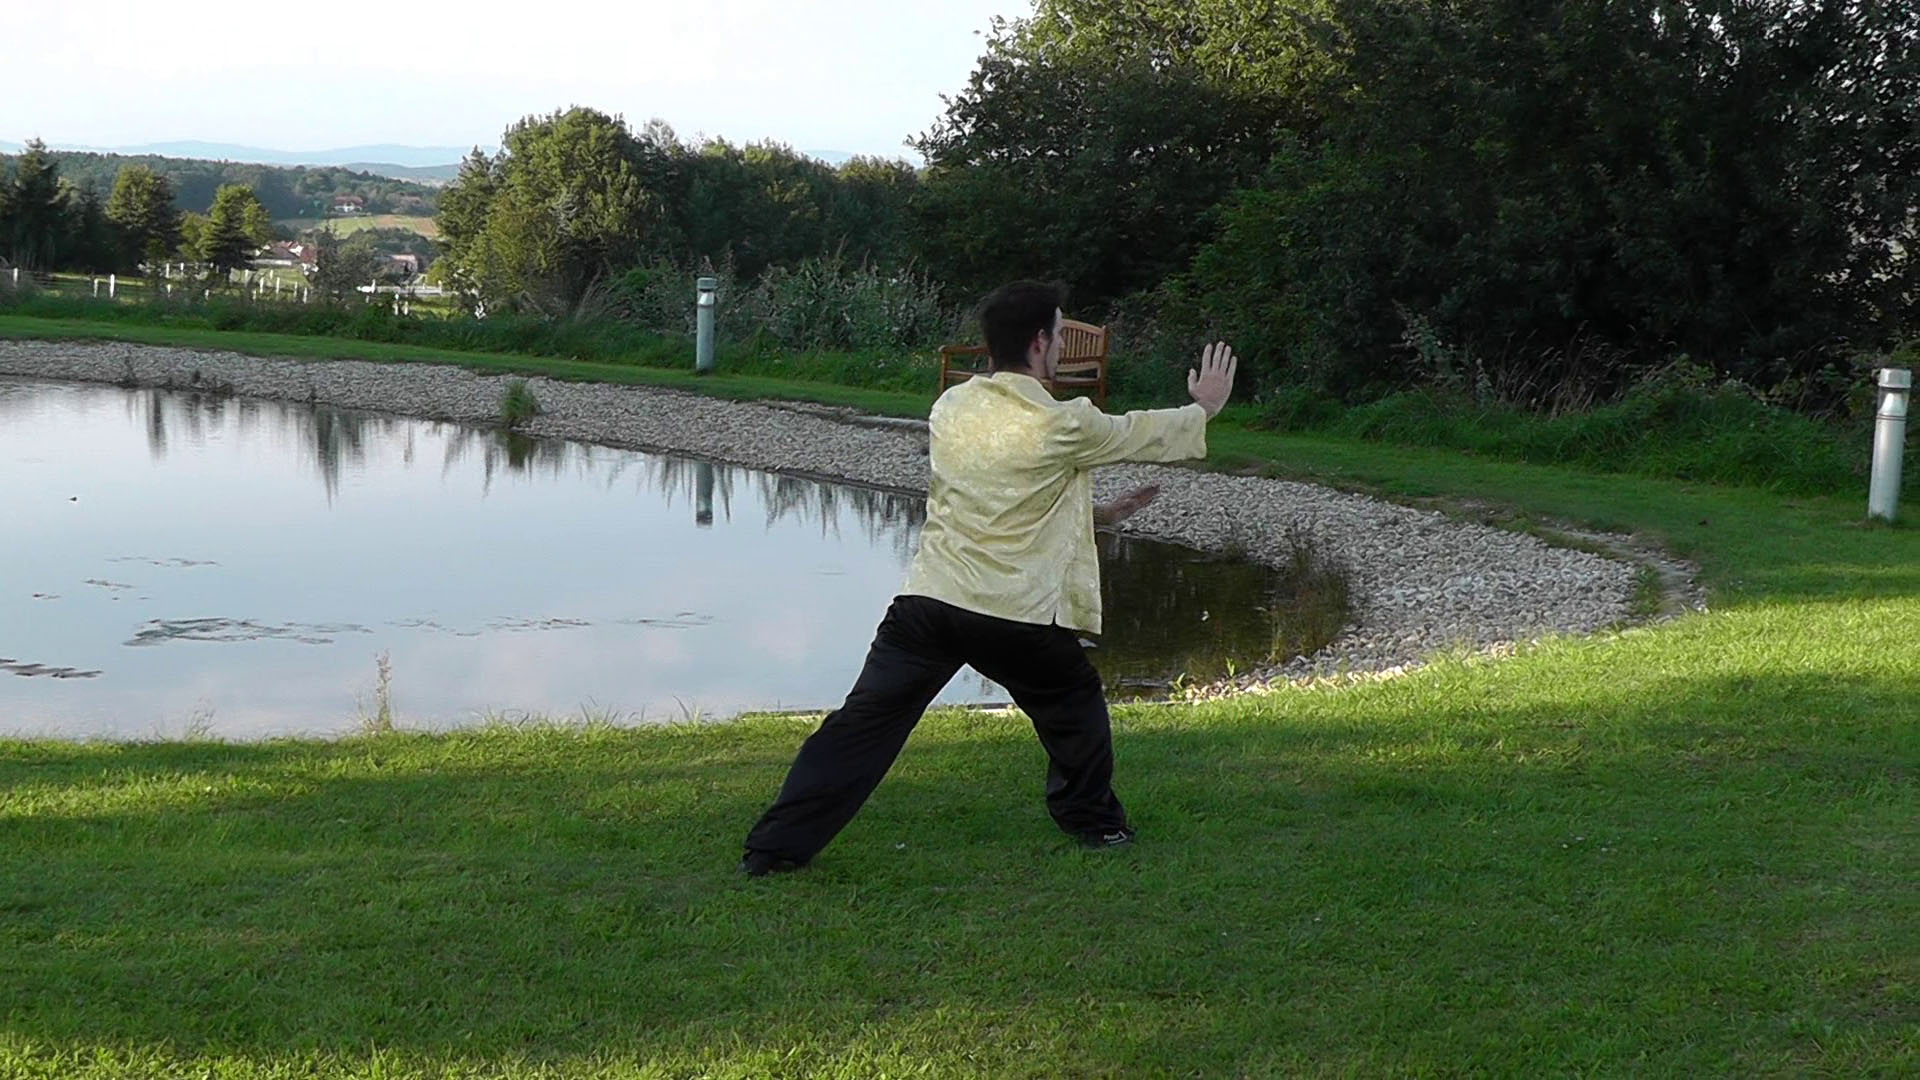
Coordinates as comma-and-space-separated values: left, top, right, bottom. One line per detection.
0, 319, 1915, 1077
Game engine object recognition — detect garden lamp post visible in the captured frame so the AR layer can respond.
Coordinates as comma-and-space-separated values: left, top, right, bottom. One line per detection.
695, 276, 718, 374
1869, 367, 1910, 523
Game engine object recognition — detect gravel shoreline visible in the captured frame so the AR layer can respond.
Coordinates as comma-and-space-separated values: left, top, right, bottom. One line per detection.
0, 339, 1702, 699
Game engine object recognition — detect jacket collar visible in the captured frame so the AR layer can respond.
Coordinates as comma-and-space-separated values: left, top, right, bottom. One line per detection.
987, 370, 1056, 403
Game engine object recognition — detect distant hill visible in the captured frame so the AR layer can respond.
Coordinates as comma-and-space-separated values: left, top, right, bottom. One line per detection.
36, 140, 480, 169
5, 139, 477, 186
340, 162, 462, 184
7, 138, 897, 175
0, 145, 442, 219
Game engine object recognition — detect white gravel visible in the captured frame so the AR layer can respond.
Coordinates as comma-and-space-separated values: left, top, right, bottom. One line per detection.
0, 339, 1702, 697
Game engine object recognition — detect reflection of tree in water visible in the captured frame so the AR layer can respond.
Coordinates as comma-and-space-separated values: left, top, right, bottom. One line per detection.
1093, 532, 1287, 691
436, 426, 587, 496
109, 384, 925, 547
753, 470, 926, 558
637, 456, 926, 557
125, 388, 406, 501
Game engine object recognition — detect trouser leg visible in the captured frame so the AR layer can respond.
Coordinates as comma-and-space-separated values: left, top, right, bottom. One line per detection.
743, 597, 960, 864
965, 619, 1127, 838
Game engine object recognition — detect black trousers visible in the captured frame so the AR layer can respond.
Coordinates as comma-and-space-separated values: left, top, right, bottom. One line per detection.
743, 594, 1128, 864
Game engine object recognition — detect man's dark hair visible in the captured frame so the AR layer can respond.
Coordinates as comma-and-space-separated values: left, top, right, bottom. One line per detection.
979, 281, 1064, 371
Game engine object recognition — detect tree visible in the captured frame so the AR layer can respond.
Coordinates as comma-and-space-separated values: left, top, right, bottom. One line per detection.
177, 212, 208, 262
830, 156, 918, 268
200, 184, 266, 273
433, 148, 499, 310
437, 107, 670, 315
2, 139, 71, 270
106, 165, 182, 266
1016, 0, 1341, 101
242, 198, 277, 247
310, 229, 384, 303
909, 20, 1296, 309
676, 139, 840, 279
1188, 0, 1920, 401
59, 181, 119, 273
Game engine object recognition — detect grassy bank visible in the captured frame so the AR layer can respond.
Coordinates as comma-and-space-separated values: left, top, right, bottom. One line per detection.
2, 295, 1904, 498
0, 320, 1915, 1076
0, 314, 939, 419
0, 297, 940, 400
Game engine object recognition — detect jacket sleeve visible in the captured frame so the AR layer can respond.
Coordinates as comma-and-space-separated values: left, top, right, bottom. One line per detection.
1048, 400, 1209, 468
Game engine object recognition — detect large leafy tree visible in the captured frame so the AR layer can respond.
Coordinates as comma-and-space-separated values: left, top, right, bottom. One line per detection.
434, 148, 499, 307
436, 111, 922, 314
106, 165, 182, 265
909, 15, 1300, 310
830, 156, 918, 269
672, 137, 915, 278
679, 139, 834, 279
440, 107, 669, 315
1018, 0, 1340, 99
1189, 0, 1920, 400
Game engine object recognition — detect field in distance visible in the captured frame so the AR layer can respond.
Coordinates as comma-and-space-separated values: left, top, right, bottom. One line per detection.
278, 215, 440, 239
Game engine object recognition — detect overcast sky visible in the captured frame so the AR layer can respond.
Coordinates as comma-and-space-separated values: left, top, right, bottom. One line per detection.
5, 0, 1031, 160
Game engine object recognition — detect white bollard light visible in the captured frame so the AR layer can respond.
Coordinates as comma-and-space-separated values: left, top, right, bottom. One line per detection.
1868, 368, 1910, 523
695, 276, 718, 374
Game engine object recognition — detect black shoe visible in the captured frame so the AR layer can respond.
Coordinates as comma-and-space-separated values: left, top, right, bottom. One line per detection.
739, 850, 805, 877
1077, 827, 1136, 850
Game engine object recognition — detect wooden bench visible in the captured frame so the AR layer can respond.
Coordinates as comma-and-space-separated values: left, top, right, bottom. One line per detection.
937, 319, 1110, 410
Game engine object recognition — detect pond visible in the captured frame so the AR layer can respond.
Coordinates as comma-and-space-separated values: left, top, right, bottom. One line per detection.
2, 378, 1293, 740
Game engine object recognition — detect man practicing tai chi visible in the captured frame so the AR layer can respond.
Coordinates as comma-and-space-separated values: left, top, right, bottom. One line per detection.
740, 280, 1237, 876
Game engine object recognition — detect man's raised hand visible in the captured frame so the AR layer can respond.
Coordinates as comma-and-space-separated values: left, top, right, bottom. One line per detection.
1188, 342, 1238, 419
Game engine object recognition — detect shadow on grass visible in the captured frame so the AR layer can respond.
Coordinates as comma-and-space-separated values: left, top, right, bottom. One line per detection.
0, 670, 1913, 1075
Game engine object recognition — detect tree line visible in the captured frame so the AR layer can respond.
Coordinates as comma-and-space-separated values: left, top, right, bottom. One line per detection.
2, 140, 293, 274
9, 0, 1915, 411
438, 0, 1917, 408
920, 0, 1918, 405
432, 114, 916, 317
1, 149, 439, 219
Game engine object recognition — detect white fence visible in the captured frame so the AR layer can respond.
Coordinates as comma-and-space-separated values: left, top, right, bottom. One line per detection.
1, 264, 440, 312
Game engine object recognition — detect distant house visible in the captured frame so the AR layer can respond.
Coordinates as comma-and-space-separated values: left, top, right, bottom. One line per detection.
250, 240, 320, 274
385, 253, 421, 276
331, 195, 367, 215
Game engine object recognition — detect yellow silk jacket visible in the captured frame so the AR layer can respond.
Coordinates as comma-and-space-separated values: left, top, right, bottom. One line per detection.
901, 371, 1208, 634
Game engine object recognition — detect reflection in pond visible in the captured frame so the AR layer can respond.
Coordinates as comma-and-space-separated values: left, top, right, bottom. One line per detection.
126, 618, 375, 647
3, 377, 1321, 741
1097, 534, 1290, 693
2, 658, 104, 680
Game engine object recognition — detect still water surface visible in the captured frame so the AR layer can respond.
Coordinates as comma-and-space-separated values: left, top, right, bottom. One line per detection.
2, 378, 1281, 740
